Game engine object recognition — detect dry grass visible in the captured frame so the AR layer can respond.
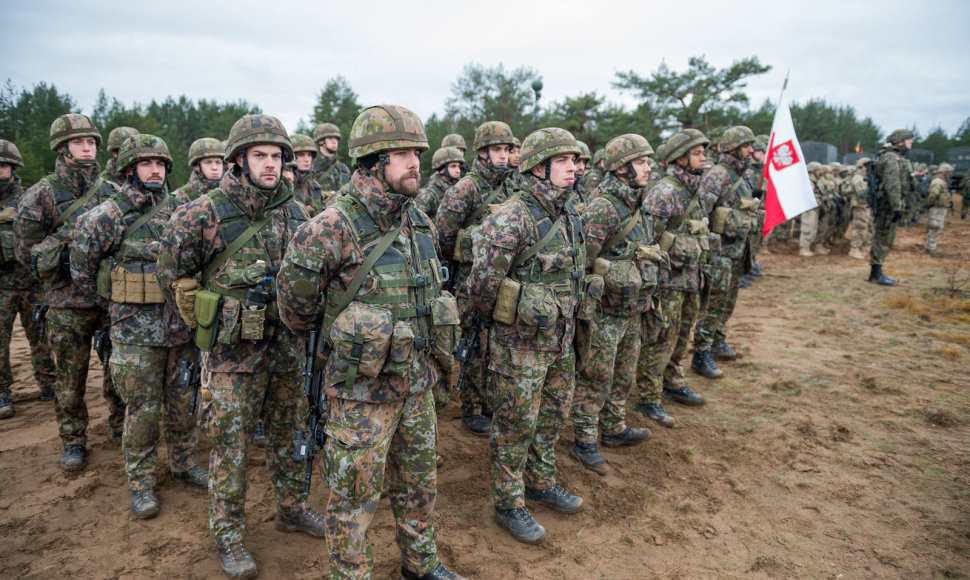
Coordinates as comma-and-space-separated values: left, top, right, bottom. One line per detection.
928, 331, 970, 346
884, 292, 970, 324
939, 345, 964, 360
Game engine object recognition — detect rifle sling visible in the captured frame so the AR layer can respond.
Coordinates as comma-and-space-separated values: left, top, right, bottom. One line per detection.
52, 177, 104, 230
511, 216, 564, 270
202, 212, 273, 282
121, 193, 169, 241
601, 209, 640, 256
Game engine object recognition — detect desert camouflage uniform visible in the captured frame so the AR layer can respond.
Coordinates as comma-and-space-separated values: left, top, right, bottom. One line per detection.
872, 145, 907, 266
278, 167, 449, 579
71, 180, 200, 490
14, 156, 124, 444
925, 173, 952, 251
312, 152, 350, 193
414, 170, 458, 219
849, 169, 872, 250
0, 175, 55, 400
174, 168, 221, 206
468, 174, 585, 510
156, 167, 311, 548
961, 174, 969, 220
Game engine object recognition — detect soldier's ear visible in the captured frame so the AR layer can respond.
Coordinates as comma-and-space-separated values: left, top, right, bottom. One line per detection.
530, 166, 544, 179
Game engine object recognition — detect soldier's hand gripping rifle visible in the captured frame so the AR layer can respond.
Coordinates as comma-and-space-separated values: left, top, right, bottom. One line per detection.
454, 309, 485, 394
294, 330, 328, 495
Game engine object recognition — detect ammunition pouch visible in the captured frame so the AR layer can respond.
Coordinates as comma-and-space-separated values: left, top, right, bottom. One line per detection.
193, 289, 223, 351
109, 264, 165, 304
492, 277, 521, 326
173, 278, 201, 328
666, 233, 703, 271
30, 236, 68, 282
430, 291, 459, 371
327, 302, 393, 387
514, 283, 559, 339
241, 305, 266, 342
597, 258, 642, 314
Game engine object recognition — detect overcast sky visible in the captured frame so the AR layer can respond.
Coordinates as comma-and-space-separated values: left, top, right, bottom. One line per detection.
3, 0, 968, 141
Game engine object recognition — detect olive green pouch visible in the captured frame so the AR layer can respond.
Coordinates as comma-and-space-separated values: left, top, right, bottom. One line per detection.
194, 289, 223, 351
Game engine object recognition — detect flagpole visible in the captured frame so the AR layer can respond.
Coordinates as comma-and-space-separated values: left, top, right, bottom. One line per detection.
775, 68, 790, 112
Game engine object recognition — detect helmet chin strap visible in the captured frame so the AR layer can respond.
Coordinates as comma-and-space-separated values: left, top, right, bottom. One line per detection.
241, 155, 276, 192
62, 148, 97, 167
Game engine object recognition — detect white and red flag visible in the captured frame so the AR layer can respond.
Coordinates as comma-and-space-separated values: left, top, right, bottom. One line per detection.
762, 98, 817, 238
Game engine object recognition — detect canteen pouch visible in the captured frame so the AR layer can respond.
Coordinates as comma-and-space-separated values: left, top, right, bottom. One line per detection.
658, 230, 675, 252
576, 274, 603, 321
492, 277, 520, 326
430, 291, 460, 369
666, 234, 702, 270
194, 289, 223, 351
602, 260, 642, 312
386, 320, 415, 376
710, 206, 731, 235
173, 278, 200, 328
30, 236, 67, 281
0, 229, 15, 264
96, 258, 116, 300
515, 283, 559, 339
327, 302, 393, 387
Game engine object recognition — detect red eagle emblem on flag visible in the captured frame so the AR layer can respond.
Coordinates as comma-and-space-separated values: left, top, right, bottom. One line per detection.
769, 140, 799, 171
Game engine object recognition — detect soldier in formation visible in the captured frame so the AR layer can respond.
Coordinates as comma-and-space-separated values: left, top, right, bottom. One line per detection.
175, 137, 225, 205
415, 146, 464, 218
869, 129, 913, 286
101, 126, 140, 188
925, 162, 955, 253
311, 122, 350, 192
290, 133, 330, 214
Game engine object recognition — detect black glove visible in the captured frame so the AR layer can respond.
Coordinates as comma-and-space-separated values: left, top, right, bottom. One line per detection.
752, 189, 765, 199
818, 207, 825, 220
891, 210, 903, 223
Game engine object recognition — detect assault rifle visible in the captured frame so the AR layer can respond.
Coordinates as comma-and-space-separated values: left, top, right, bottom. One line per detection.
178, 350, 203, 415
92, 325, 111, 373
30, 304, 49, 341
294, 330, 328, 494
454, 309, 485, 394
864, 161, 880, 217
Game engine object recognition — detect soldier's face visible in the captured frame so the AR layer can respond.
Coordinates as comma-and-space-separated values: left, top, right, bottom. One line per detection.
242, 144, 283, 189
753, 150, 764, 162
445, 162, 462, 180
319, 137, 339, 155
133, 158, 167, 184
740, 143, 754, 160
66, 137, 98, 161
199, 157, 225, 180
629, 156, 652, 187
904, 138, 913, 150
296, 152, 314, 171
575, 158, 586, 175
282, 167, 294, 181
687, 145, 706, 170
545, 153, 577, 188
382, 148, 421, 196
0, 164, 12, 180
486, 144, 510, 168
509, 147, 521, 167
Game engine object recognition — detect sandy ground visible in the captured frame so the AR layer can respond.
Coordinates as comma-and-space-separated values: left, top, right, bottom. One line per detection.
1, 202, 969, 579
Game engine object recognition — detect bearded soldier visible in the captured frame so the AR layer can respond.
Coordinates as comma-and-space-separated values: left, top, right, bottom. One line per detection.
101, 126, 139, 188
925, 163, 955, 253
291, 134, 330, 214
0, 140, 55, 418
277, 105, 464, 580
71, 134, 206, 517
175, 137, 225, 206
157, 115, 324, 578
415, 146, 464, 219
311, 122, 350, 192
870, 129, 912, 285
468, 127, 586, 544
14, 114, 125, 470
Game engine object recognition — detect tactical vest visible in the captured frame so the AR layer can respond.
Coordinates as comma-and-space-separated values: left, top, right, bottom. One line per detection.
508, 191, 586, 290
455, 172, 506, 262
107, 192, 170, 304
48, 173, 108, 231
31, 174, 109, 285
594, 192, 658, 316
0, 182, 20, 264
656, 175, 708, 273
710, 163, 757, 245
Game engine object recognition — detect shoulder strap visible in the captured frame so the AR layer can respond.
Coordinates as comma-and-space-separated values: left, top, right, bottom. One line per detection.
121, 193, 170, 241
52, 177, 104, 229
331, 220, 403, 318
461, 174, 503, 228
511, 215, 564, 270
202, 212, 273, 282
602, 209, 641, 255
665, 180, 704, 233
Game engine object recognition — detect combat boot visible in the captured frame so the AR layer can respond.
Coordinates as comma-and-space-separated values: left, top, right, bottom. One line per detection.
0, 396, 13, 419
218, 541, 257, 579
799, 247, 814, 257
401, 563, 468, 580
462, 413, 490, 437
747, 268, 762, 278
172, 465, 208, 489
814, 244, 831, 255
570, 441, 610, 475
601, 426, 651, 448
711, 342, 739, 361
634, 403, 676, 428
691, 350, 723, 379
739, 277, 752, 289
39, 384, 55, 401
494, 506, 545, 544
867, 265, 896, 286
276, 505, 327, 538
524, 484, 583, 513
848, 247, 866, 260
663, 386, 707, 406
60, 444, 85, 471
132, 489, 160, 519
752, 262, 764, 273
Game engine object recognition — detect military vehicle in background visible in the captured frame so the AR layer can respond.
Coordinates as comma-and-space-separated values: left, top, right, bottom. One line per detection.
907, 148, 934, 167
944, 146, 970, 189
801, 141, 838, 164
842, 152, 866, 165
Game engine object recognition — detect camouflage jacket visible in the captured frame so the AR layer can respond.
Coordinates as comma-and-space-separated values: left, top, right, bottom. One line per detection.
311, 153, 350, 192
875, 146, 906, 212
293, 168, 330, 215
579, 167, 603, 193
641, 164, 706, 294
927, 176, 951, 208
468, 175, 585, 353
746, 161, 766, 192
174, 168, 220, 206
14, 157, 118, 309
414, 171, 457, 218
570, 178, 591, 212
157, 168, 310, 373
0, 176, 37, 290
699, 154, 755, 259
434, 156, 512, 261
849, 173, 869, 208
71, 183, 191, 347
277, 171, 445, 403
100, 156, 125, 190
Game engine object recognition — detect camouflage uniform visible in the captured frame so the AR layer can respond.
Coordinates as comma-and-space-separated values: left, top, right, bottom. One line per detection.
848, 161, 873, 257
311, 122, 350, 193
71, 140, 200, 492
277, 105, 454, 579
414, 147, 463, 219
156, 117, 312, 550
925, 165, 954, 252
100, 127, 139, 189
872, 141, 908, 266
174, 137, 224, 206
14, 118, 125, 450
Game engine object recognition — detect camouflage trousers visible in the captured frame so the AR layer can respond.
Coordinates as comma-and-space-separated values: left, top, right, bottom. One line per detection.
695, 256, 741, 351
323, 390, 439, 579
0, 285, 54, 398
572, 312, 639, 445
636, 288, 700, 405
799, 209, 819, 249
850, 206, 872, 250
869, 207, 899, 266
201, 368, 308, 547
489, 333, 575, 510
748, 210, 766, 257
111, 341, 200, 491
454, 289, 491, 416
47, 307, 124, 445
925, 207, 947, 251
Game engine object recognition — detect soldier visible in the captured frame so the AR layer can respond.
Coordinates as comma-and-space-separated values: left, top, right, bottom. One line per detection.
571, 141, 593, 210
962, 172, 970, 220
277, 105, 464, 580
0, 140, 55, 419
434, 121, 516, 435
156, 114, 324, 578
101, 126, 139, 188
70, 134, 206, 517
290, 134, 330, 214
646, 143, 667, 189
870, 129, 913, 285
692, 126, 761, 377
799, 162, 824, 257
633, 129, 711, 429
468, 127, 586, 544
848, 158, 874, 260
14, 114, 125, 470
507, 136, 529, 191
570, 134, 658, 475
415, 146, 464, 218
925, 163, 955, 253
580, 148, 605, 192
441, 133, 467, 156
311, 122, 350, 192
175, 137, 225, 206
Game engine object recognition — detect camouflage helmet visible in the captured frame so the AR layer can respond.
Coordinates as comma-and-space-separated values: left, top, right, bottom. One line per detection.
938, 162, 955, 174
654, 143, 667, 163
511, 136, 521, 149
752, 136, 767, 152
0, 140, 24, 168
49, 113, 102, 151
518, 127, 581, 174
806, 161, 822, 172
441, 133, 466, 150
348, 104, 428, 160
603, 134, 654, 172
719, 126, 756, 153
472, 121, 515, 151
887, 128, 914, 144
664, 128, 710, 164
592, 148, 605, 166
188, 137, 225, 166
107, 127, 139, 153
312, 123, 341, 143
576, 141, 592, 161
225, 114, 294, 163
855, 157, 872, 168
431, 146, 465, 171
290, 134, 318, 157
117, 134, 173, 173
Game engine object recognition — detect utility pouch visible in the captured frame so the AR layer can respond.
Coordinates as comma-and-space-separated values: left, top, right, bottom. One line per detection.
602, 260, 641, 311
711, 207, 731, 235
492, 277, 521, 326
96, 259, 115, 299
30, 236, 67, 281
386, 320, 415, 376
574, 317, 598, 376
453, 228, 467, 262
576, 274, 603, 321
430, 291, 459, 369
173, 278, 200, 328
0, 230, 15, 264
328, 302, 393, 387
515, 283, 559, 339
592, 257, 611, 277
659, 230, 675, 252
667, 234, 702, 270
194, 289, 223, 351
